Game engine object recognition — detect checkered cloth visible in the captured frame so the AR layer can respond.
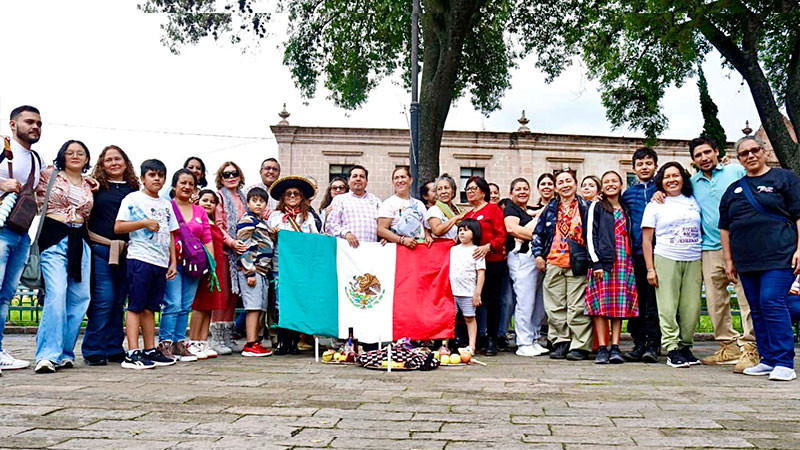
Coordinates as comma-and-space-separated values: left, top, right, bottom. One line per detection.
323, 191, 381, 242
357, 347, 440, 370
585, 209, 639, 318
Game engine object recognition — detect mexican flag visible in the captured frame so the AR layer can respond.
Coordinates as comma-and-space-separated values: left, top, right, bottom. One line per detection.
277, 231, 455, 343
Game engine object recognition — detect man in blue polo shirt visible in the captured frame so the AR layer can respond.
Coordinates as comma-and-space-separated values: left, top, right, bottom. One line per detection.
687, 137, 757, 373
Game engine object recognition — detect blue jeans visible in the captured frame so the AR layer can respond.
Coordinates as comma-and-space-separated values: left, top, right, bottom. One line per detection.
498, 268, 516, 338
159, 271, 199, 342
35, 237, 91, 363
0, 227, 30, 351
81, 244, 128, 359
739, 269, 796, 369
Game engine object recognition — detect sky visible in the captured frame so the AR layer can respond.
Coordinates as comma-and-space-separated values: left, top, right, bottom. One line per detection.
0, 1, 763, 186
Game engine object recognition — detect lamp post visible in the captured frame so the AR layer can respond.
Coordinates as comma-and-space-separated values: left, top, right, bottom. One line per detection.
409, 0, 420, 198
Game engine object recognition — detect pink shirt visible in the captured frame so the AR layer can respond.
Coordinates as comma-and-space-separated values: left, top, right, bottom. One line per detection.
175, 203, 212, 244
36, 166, 94, 223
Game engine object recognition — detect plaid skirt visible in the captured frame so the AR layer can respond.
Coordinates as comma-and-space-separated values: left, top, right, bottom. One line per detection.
585, 211, 639, 318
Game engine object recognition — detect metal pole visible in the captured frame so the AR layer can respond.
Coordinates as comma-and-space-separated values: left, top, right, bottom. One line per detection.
409, 0, 421, 199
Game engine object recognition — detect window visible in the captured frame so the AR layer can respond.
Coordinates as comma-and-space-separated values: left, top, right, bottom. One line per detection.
626, 172, 639, 188
329, 164, 356, 182
460, 167, 485, 203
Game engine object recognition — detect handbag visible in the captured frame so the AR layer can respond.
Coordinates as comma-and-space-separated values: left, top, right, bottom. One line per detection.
171, 201, 209, 278
738, 178, 796, 227
19, 169, 59, 294
4, 154, 39, 234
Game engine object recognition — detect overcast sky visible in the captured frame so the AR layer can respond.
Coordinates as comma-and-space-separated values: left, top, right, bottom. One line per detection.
0, 0, 762, 185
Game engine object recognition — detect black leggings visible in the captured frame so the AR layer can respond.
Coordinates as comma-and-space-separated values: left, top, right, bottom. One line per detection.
481, 260, 508, 339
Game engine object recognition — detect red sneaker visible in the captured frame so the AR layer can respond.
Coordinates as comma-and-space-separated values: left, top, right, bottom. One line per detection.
242, 342, 273, 357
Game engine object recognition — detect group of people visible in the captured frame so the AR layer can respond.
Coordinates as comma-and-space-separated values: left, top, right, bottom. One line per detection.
0, 105, 797, 382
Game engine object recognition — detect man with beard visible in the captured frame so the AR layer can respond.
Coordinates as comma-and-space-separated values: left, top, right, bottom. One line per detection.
0, 105, 43, 374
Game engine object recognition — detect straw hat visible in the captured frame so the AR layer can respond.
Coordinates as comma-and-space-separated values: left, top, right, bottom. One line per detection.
269, 176, 316, 200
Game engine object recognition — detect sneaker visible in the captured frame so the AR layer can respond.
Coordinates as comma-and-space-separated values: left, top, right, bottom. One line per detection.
200, 341, 218, 358
0, 349, 30, 370
702, 341, 741, 365
57, 359, 74, 369
549, 342, 569, 360
143, 348, 177, 367
641, 347, 659, 363
595, 346, 610, 364
743, 362, 774, 376
566, 349, 589, 361
171, 340, 198, 362
666, 350, 690, 368
107, 353, 126, 364
609, 345, 624, 364
121, 350, 155, 370
209, 322, 232, 355
733, 343, 760, 374
34, 360, 56, 374
679, 347, 701, 365
186, 341, 208, 360
531, 342, 549, 356
83, 355, 107, 366
622, 344, 645, 362
242, 342, 273, 357
458, 346, 474, 356
157, 341, 177, 362
768, 366, 797, 381
496, 336, 509, 352
516, 345, 541, 357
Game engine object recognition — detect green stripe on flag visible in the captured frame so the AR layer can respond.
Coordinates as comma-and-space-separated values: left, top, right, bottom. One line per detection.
277, 231, 338, 337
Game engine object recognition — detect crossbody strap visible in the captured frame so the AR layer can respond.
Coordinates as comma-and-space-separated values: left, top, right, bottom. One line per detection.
33, 169, 60, 244
738, 178, 795, 226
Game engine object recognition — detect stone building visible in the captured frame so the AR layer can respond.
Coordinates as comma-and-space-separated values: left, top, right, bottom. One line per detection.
271, 111, 765, 208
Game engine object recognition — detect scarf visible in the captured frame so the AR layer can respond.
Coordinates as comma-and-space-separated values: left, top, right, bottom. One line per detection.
282, 206, 303, 232
220, 187, 246, 294
435, 200, 460, 219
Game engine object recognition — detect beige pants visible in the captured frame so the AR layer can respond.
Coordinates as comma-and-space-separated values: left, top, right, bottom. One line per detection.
654, 256, 702, 352
702, 250, 754, 343
543, 265, 592, 351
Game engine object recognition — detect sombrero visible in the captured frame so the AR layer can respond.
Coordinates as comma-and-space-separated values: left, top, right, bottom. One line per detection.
269, 176, 316, 200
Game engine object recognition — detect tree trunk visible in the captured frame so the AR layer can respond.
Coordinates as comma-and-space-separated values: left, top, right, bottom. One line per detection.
417, 0, 482, 183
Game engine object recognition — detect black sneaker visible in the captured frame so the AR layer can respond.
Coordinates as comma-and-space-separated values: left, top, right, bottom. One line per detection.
83, 355, 107, 366
549, 342, 569, 360
121, 350, 155, 370
566, 349, 589, 361
680, 347, 701, 365
666, 349, 690, 368
107, 353, 126, 364
609, 345, 625, 364
595, 346, 610, 364
642, 347, 659, 363
622, 344, 645, 362
496, 337, 509, 352
143, 348, 176, 367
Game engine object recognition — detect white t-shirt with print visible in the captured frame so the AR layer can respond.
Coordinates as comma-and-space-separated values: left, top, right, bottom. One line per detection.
449, 244, 486, 297
116, 191, 179, 268
641, 194, 702, 262
425, 205, 458, 240
378, 195, 427, 240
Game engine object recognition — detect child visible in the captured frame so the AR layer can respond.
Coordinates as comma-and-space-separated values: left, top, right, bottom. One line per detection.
114, 159, 179, 369
449, 218, 486, 355
187, 189, 228, 358
236, 187, 275, 357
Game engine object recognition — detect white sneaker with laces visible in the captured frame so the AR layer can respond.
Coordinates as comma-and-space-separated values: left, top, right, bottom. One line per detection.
200, 341, 218, 358
531, 342, 549, 355
187, 342, 208, 360
0, 349, 30, 370
743, 362, 774, 376
34, 360, 56, 374
769, 366, 797, 381
515, 345, 540, 357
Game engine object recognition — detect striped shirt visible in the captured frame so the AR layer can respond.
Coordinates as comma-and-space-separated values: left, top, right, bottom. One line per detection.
323, 190, 381, 242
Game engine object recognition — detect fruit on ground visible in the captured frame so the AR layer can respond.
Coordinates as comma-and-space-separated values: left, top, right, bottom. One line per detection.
322, 350, 335, 362
449, 354, 462, 365
460, 353, 472, 363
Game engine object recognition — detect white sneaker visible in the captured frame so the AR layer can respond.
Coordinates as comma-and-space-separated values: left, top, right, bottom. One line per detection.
531, 342, 549, 355
200, 341, 218, 358
515, 345, 540, 357
769, 366, 797, 381
187, 342, 208, 360
0, 349, 30, 370
743, 362, 774, 376
457, 346, 474, 356
34, 360, 56, 374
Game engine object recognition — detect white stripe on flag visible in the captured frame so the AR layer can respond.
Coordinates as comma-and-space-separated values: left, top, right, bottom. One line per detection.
336, 240, 396, 343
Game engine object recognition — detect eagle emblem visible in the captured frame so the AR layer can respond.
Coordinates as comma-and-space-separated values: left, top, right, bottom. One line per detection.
344, 273, 385, 309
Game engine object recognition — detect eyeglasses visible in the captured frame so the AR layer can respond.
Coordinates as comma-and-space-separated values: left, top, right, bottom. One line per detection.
331, 185, 347, 192
65, 151, 86, 158
465, 185, 479, 192
262, 166, 280, 172
221, 170, 240, 179
285, 191, 302, 198
737, 146, 763, 159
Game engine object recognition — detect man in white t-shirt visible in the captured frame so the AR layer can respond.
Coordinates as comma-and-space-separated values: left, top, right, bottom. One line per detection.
0, 105, 44, 372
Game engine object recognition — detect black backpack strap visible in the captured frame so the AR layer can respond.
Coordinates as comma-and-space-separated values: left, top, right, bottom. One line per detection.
738, 178, 795, 226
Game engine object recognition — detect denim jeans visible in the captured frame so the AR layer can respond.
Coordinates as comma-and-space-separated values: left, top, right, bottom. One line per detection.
508, 251, 545, 345
739, 269, 796, 369
35, 237, 91, 363
498, 268, 516, 338
81, 244, 128, 359
159, 271, 199, 342
0, 227, 30, 351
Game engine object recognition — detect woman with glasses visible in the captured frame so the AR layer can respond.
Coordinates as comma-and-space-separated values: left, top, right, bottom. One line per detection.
462, 176, 507, 355
208, 162, 249, 355
267, 176, 319, 354
319, 177, 349, 232
720, 136, 800, 382
426, 173, 464, 240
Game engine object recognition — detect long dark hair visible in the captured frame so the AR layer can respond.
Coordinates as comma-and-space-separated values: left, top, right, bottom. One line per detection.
654, 162, 693, 197
169, 168, 197, 199
92, 145, 139, 191
183, 156, 208, 188
54, 140, 91, 173
321, 176, 349, 210
598, 170, 623, 213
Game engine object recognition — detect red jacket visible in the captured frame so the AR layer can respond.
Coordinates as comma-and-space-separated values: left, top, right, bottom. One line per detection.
464, 203, 507, 262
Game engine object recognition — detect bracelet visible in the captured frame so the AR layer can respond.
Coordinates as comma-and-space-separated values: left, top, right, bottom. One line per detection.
399, 237, 404, 245
647, 269, 655, 273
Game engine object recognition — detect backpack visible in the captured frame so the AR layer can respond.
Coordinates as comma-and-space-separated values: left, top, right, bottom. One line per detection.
171, 202, 209, 278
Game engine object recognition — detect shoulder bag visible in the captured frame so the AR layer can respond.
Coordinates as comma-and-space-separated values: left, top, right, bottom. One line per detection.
171, 202, 209, 278
19, 169, 59, 294
5, 153, 40, 233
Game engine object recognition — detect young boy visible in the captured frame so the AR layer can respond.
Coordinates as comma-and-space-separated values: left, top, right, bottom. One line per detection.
620, 147, 661, 363
237, 187, 274, 357
115, 159, 179, 369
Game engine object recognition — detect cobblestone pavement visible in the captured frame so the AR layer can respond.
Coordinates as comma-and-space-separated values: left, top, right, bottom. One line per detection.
0, 335, 798, 449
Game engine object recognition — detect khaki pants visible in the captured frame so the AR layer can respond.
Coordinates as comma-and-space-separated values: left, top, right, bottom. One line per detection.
543, 266, 592, 351
654, 256, 702, 352
702, 250, 754, 343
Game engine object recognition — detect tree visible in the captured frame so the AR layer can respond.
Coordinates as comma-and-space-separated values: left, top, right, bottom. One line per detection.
516, 0, 800, 172
697, 67, 728, 156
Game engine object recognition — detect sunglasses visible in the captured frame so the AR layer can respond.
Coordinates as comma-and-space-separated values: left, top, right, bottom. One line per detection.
737, 146, 763, 159
285, 190, 302, 198
222, 170, 240, 179
331, 185, 347, 192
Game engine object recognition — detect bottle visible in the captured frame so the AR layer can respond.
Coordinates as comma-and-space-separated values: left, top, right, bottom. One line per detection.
345, 327, 354, 354
790, 275, 800, 295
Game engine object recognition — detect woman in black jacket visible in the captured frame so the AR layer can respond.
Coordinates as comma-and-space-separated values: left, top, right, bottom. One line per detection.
585, 171, 639, 364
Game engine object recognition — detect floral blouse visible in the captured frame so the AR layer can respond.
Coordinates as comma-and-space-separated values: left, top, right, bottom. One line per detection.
36, 166, 94, 223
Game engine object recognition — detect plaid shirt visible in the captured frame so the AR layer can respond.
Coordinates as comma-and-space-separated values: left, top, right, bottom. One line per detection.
324, 190, 381, 242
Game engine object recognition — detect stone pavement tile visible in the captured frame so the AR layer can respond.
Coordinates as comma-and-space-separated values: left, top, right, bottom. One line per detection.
542, 407, 643, 418
12, 428, 129, 441
522, 433, 636, 445
549, 425, 663, 437
272, 399, 362, 409
357, 402, 450, 413
337, 419, 442, 432
307, 392, 394, 402
612, 417, 723, 429
446, 443, 561, 450
640, 410, 746, 420
50, 438, 179, 449
413, 423, 550, 441
81, 419, 198, 434
314, 408, 413, 421
747, 438, 800, 449
329, 436, 446, 449
0, 406, 62, 416
254, 415, 340, 429
284, 426, 411, 445
566, 400, 662, 410
563, 446, 643, 450
186, 420, 296, 438
0, 436, 70, 448
657, 402, 757, 412
450, 404, 543, 415
396, 390, 446, 399
511, 415, 613, 426
717, 420, 800, 432
45, 407, 147, 421
661, 429, 790, 440
738, 412, 800, 421
633, 436, 754, 447
0, 426, 30, 438
223, 406, 318, 416
412, 412, 508, 423
135, 411, 241, 423
171, 437, 289, 449
0, 414, 99, 430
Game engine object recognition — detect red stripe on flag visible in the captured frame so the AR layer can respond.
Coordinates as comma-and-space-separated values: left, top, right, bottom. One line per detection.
392, 240, 456, 340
